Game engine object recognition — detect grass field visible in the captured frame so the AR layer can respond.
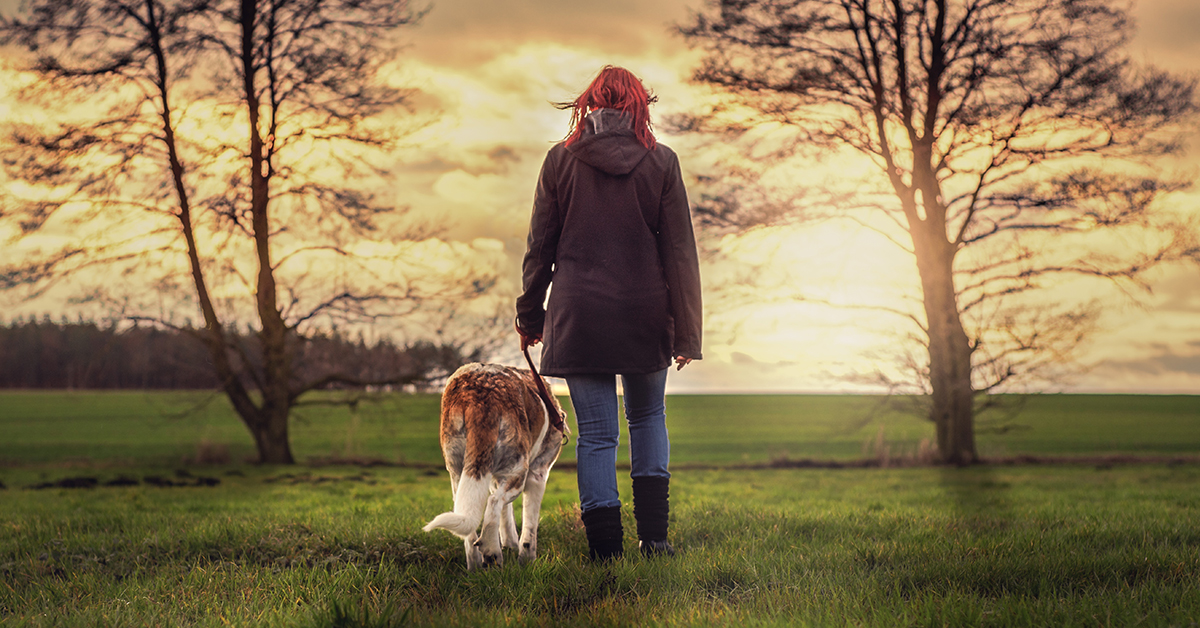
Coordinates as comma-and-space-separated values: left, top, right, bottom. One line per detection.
1, 464, 1198, 626
2, 390, 1199, 465
1, 391, 1198, 626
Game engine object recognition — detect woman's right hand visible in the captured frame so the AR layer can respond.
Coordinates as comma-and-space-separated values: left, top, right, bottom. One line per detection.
674, 356, 692, 371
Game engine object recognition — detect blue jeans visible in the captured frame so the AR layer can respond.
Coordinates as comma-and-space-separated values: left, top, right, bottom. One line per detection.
566, 369, 670, 512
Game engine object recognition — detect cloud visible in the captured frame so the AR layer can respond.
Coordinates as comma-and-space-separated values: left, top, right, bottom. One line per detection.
667, 350, 892, 394
406, 0, 696, 70
1132, 0, 1200, 62
729, 351, 797, 370
1101, 353, 1200, 377
730, 351, 760, 366
1074, 346, 1200, 394
1149, 265, 1200, 314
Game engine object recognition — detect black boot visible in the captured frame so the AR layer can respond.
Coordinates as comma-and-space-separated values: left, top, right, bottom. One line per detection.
632, 476, 675, 557
580, 505, 624, 562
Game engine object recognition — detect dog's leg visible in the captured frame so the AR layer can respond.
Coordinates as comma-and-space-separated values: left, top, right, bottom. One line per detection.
478, 475, 524, 567
464, 530, 484, 570
518, 467, 549, 564
500, 500, 520, 551
425, 469, 490, 570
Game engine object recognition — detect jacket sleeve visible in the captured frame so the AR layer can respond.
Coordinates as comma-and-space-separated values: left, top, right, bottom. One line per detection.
515, 149, 563, 337
657, 150, 703, 360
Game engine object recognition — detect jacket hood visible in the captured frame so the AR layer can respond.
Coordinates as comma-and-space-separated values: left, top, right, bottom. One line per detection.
565, 108, 650, 176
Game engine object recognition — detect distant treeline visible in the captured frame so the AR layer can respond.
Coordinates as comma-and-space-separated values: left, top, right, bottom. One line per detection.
0, 317, 474, 390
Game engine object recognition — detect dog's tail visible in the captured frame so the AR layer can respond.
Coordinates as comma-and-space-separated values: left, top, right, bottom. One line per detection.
423, 472, 490, 538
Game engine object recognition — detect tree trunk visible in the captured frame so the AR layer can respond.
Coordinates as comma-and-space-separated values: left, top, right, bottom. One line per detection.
240, 0, 295, 465
248, 404, 295, 464
912, 228, 977, 465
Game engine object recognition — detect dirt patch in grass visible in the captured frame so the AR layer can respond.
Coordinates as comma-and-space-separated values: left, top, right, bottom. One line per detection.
23, 470, 221, 490
263, 471, 379, 485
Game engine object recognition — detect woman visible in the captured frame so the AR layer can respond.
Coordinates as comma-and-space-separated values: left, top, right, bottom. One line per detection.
515, 66, 703, 561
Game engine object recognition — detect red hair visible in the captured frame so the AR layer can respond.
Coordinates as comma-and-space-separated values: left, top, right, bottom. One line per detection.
557, 66, 658, 149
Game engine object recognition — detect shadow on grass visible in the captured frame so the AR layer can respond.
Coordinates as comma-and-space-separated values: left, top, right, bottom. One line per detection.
312, 599, 413, 628
3, 527, 456, 589
940, 464, 1013, 527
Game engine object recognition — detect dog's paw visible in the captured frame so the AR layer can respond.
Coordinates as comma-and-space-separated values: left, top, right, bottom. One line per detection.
519, 542, 537, 564
466, 544, 486, 571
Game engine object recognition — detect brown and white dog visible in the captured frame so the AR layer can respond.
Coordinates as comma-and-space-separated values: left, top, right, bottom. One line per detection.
423, 363, 566, 569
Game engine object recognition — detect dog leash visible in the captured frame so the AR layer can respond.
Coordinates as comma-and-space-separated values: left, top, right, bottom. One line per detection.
521, 339, 569, 443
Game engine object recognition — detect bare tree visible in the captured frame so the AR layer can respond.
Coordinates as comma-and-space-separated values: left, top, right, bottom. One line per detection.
1, 0, 492, 463
680, 0, 1198, 463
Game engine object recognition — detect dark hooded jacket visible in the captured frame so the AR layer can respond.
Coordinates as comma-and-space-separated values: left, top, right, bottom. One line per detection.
516, 109, 703, 376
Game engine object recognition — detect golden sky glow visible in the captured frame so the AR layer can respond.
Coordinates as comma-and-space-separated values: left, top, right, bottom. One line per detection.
396, 0, 1200, 394
3, 0, 1200, 393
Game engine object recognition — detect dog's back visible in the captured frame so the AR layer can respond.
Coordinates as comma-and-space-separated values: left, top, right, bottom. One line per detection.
423, 363, 563, 568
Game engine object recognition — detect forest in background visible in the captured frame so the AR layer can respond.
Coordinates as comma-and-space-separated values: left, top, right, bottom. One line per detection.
0, 317, 471, 390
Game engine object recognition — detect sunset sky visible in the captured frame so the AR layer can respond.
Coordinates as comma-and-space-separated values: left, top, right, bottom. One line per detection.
2, 0, 1199, 394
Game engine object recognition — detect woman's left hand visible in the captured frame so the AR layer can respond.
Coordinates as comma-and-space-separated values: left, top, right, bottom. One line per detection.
674, 356, 692, 371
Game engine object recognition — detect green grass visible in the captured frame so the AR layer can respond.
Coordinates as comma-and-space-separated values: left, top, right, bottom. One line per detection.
2, 391, 1198, 465
0, 390, 441, 465
0, 464, 1197, 626
1, 391, 1198, 626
